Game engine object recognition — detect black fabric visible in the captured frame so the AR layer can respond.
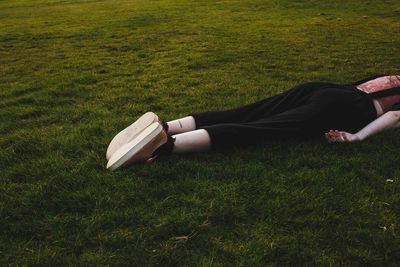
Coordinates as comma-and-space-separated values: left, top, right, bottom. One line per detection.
391, 102, 400, 111
368, 87, 400, 99
189, 82, 377, 150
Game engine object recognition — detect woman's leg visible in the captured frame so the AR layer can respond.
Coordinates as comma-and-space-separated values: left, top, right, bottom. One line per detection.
166, 116, 196, 134
155, 85, 377, 155
189, 82, 326, 128
162, 102, 326, 154
165, 82, 327, 135
199, 103, 326, 150
171, 129, 212, 153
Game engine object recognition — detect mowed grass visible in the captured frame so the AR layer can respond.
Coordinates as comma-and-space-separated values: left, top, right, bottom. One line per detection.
1, 0, 400, 265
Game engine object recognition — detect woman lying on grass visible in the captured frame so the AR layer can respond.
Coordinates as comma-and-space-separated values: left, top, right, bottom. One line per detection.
106, 74, 400, 170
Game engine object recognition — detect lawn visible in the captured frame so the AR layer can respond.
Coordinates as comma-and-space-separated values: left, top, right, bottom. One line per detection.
1, 0, 399, 265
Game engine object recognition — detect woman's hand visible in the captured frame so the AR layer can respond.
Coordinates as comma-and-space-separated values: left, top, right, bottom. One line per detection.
324, 130, 360, 143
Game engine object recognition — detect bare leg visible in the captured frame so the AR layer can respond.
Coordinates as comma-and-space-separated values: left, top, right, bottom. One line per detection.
166, 116, 196, 134
172, 129, 211, 153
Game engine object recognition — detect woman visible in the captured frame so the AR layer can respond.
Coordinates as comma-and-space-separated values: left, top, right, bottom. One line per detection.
106, 75, 400, 170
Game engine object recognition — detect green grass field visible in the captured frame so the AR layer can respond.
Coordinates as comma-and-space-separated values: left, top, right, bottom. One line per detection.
1, 0, 400, 265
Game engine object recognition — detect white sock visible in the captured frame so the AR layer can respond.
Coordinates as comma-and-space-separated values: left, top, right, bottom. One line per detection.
167, 116, 196, 134
172, 129, 211, 153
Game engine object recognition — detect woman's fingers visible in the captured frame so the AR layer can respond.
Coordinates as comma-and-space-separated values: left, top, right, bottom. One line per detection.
325, 130, 337, 142
325, 130, 350, 143
341, 132, 349, 142
336, 132, 344, 142
326, 131, 336, 141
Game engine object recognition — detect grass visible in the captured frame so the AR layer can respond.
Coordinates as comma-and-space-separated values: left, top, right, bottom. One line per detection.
0, 0, 399, 265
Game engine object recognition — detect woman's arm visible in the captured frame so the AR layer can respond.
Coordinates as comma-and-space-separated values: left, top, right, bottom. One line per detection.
325, 111, 400, 143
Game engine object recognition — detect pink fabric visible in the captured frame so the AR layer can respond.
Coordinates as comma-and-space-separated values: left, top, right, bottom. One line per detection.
356, 75, 400, 113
